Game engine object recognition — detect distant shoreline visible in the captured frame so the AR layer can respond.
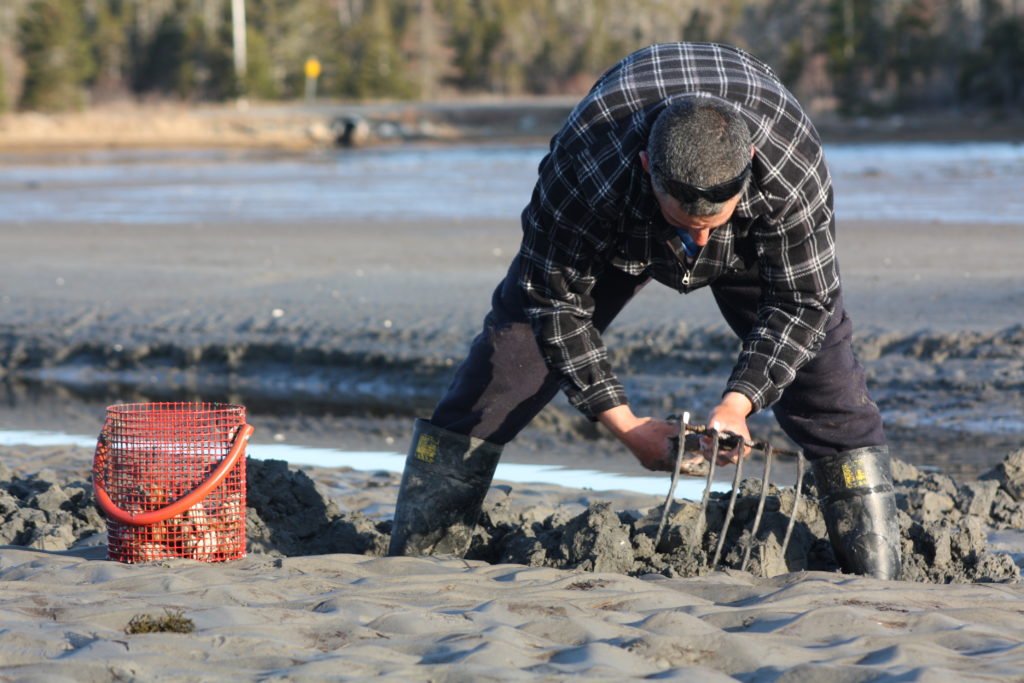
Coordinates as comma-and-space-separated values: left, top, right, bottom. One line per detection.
1, 99, 1021, 154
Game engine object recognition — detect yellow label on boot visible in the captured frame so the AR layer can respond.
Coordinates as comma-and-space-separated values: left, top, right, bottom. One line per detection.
414, 434, 439, 463
841, 461, 868, 488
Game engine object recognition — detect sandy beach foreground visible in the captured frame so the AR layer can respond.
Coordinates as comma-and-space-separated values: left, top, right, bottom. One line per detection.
4, 441, 1024, 680
5, 546, 1024, 681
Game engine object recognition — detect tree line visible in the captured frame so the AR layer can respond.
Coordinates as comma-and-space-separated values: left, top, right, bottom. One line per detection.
0, 0, 1021, 115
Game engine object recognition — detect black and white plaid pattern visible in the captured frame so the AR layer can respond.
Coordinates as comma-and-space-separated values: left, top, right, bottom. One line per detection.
517, 42, 840, 417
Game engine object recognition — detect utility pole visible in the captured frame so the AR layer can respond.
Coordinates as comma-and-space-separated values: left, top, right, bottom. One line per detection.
231, 0, 247, 84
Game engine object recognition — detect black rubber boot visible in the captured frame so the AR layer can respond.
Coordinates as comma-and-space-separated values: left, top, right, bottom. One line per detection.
812, 446, 902, 579
387, 419, 503, 557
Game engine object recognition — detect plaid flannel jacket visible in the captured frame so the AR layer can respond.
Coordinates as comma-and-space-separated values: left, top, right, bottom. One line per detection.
518, 42, 840, 418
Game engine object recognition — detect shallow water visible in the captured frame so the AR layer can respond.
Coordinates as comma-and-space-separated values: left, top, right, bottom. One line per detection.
0, 427, 722, 499
1, 141, 1022, 225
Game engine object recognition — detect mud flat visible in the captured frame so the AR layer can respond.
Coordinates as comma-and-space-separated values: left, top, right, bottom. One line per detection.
5, 443, 1024, 583
1, 215, 1021, 478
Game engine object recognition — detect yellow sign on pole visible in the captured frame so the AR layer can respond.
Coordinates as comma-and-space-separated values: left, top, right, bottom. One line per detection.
304, 57, 321, 103
304, 57, 322, 80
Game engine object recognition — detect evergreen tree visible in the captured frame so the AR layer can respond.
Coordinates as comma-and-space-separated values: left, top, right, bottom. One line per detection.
4, 0, 1023, 114
89, 0, 133, 100
238, 0, 290, 97
441, 0, 516, 93
204, 20, 239, 101
0, 56, 8, 113
180, 12, 237, 101
822, 0, 890, 114
242, 23, 277, 99
17, 0, 95, 111
887, 0, 956, 109
133, 8, 187, 94
133, 2, 235, 101
336, 0, 417, 99
245, 0, 346, 100
959, 13, 1024, 109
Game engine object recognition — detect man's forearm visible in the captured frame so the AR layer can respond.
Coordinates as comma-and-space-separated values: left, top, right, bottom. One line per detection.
597, 404, 641, 437
717, 391, 753, 419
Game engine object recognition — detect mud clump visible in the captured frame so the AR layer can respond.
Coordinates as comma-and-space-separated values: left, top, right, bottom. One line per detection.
895, 452, 1024, 582
979, 447, 1024, 507
4, 447, 1024, 585
0, 461, 106, 550
466, 449, 1024, 584
471, 477, 837, 579
475, 501, 638, 574
244, 458, 390, 557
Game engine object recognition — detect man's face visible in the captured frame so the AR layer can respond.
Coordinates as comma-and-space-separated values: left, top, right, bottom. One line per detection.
651, 188, 741, 247
639, 150, 743, 247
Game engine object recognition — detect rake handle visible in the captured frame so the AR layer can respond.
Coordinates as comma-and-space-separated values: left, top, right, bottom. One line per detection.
94, 424, 254, 526
682, 422, 800, 457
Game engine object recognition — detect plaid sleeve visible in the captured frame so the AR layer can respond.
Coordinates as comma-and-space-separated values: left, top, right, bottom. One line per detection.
517, 146, 626, 419
726, 147, 840, 412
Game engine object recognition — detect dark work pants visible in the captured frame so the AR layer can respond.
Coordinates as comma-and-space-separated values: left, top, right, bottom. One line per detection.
431, 256, 886, 461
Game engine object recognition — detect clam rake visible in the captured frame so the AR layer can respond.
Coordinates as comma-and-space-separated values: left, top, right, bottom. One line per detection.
653, 413, 805, 573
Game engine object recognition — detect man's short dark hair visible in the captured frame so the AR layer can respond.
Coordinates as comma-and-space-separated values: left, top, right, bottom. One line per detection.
647, 96, 752, 216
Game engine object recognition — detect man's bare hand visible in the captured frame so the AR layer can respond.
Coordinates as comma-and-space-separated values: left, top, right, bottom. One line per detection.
597, 405, 678, 471
701, 392, 754, 465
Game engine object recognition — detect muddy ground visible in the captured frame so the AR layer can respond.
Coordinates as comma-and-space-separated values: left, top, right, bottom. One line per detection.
4, 443, 1024, 584
2, 213, 1021, 480
1, 306, 1021, 481
239, 448, 1024, 584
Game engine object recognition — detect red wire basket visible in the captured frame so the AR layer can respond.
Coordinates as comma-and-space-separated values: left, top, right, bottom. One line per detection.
92, 402, 253, 563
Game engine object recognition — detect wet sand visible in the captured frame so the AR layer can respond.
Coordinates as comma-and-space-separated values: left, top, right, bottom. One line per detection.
4, 443, 1024, 679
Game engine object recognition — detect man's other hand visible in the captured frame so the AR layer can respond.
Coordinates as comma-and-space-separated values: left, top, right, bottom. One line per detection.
597, 405, 678, 471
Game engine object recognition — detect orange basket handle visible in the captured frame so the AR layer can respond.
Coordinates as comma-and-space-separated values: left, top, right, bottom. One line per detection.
94, 424, 254, 526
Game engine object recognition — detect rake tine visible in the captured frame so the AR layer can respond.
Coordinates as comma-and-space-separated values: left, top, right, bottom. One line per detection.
711, 431, 744, 568
654, 412, 689, 550
695, 430, 718, 558
740, 444, 773, 572
779, 451, 805, 566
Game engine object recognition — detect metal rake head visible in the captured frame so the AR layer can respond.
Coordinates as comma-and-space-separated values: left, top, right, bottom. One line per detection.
653, 413, 805, 574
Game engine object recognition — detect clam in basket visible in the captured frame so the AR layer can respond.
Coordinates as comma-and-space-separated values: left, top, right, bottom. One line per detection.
92, 402, 253, 563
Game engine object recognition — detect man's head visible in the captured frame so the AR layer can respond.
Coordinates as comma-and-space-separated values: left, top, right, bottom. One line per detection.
640, 96, 753, 245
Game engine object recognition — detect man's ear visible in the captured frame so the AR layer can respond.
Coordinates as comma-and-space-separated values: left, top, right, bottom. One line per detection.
750, 145, 756, 159
639, 150, 651, 174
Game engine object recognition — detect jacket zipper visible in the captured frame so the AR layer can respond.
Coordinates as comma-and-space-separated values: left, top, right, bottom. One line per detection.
661, 232, 694, 292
